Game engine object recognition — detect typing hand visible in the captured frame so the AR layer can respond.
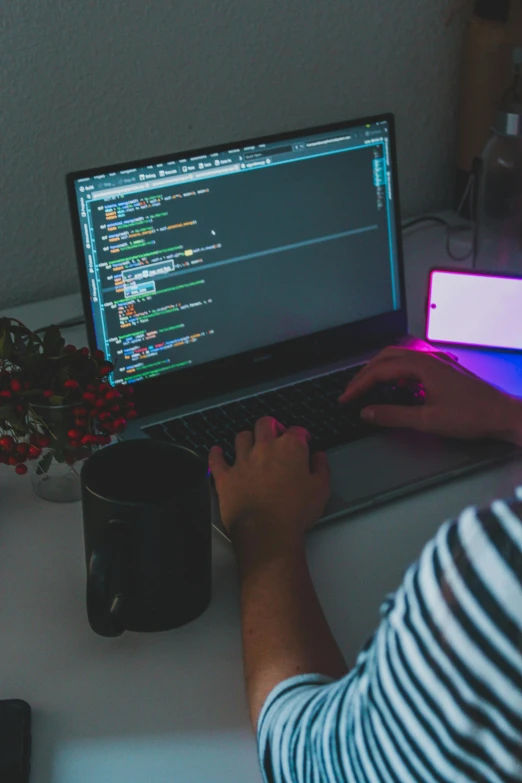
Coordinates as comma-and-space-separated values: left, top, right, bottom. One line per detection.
339, 346, 522, 443
208, 417, 330, 544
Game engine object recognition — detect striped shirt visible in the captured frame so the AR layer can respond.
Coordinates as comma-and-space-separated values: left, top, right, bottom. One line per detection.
258, 487, 522, 782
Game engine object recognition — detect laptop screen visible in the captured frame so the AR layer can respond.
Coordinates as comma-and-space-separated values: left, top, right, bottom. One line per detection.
70, 117, 401, 386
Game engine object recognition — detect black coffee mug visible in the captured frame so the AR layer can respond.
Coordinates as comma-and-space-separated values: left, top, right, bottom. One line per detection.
81, 439, 211, 637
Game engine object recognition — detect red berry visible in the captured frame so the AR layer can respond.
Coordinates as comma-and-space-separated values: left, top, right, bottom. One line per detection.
69, 439, 80, 448
15, 463, 28, 475
82, 392, 96, 403
14, 404, 24, 414
99, 366, 112, 377
105, 390, 120, 401
0, 435, 14, 450
99, 412, 112, 421
81, 434, 94, 445
8, 456, 18, 466
94, 349, 105, 362
75, 417, 87, 427
126, 409, 138, 420
64, 345, 77, 354
0, 390, 12, 399
101, 435, 112, 445
28, 445, 41, 459
67, 429, 82, 440
39, 437, 50, 448
64, 379, 80, 390
10, 378, 21, 392
99, 382, 111, 392
95, 398, 106, 409
73, 406, 88, 416
16, 443, 28, 456
43, 390, 54, 398
80, 347, 90, 357
112, 418, 126, 432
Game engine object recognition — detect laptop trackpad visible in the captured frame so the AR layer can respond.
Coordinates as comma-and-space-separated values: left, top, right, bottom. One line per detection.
328, 429, 512, 509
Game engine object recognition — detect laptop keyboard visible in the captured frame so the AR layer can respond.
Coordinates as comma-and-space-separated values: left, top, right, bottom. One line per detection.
143, 365, 425, 463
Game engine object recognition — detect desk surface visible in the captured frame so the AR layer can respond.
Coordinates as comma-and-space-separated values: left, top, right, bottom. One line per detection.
2, 223, 522, 782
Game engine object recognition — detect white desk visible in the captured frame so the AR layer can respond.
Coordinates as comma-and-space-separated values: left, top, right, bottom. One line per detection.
2, 225, 522, 782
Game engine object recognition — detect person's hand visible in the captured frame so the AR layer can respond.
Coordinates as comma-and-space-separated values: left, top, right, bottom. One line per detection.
208, 417, 330, 545
338, 346, 522, 443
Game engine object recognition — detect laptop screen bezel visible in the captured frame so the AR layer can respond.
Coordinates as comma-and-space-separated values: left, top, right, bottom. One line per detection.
66, 112, 407, 417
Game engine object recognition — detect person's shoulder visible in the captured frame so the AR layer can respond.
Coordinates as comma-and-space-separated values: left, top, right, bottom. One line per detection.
448, 488, 522, 565
442, 490, 522, 618
389, 489, 522, 627
468, 489, 522, 549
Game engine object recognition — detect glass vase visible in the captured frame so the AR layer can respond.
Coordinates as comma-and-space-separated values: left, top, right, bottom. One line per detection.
29, 403, 90, 503
30, 448, 83, 502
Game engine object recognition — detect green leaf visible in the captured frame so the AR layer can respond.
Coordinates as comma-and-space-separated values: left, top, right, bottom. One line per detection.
49, 396, 65, 406
7, 420, 29, 435
0, 405, 11, 420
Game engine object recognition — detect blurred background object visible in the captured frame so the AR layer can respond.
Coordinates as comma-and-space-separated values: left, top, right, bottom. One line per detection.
456, 0, 522, 209
474, 44, 522, 271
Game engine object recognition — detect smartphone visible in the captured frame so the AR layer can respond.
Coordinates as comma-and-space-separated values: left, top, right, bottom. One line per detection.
0, 700, 31, 783
426, 268, 522, 351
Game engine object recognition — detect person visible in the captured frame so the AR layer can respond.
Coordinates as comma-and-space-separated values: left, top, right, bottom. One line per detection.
208, 346, 522, 783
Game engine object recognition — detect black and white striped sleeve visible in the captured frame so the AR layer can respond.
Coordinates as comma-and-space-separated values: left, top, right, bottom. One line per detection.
257, 488, 522, 783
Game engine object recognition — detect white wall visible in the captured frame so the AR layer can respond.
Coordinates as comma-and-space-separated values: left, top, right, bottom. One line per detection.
0, 0, 465, 309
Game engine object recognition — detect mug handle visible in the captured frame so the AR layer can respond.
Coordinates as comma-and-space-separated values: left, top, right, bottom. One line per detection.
87, 519, 129, 637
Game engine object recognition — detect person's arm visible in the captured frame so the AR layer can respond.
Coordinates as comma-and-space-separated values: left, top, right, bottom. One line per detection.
209, 420, 347, 728
232, 526, 348, 728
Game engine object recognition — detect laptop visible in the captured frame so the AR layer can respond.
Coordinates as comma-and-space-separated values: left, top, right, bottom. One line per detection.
66, 113, 518, 535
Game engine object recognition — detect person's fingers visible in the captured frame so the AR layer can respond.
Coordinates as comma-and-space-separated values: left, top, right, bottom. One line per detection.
360, 403, 427, 430
285, 425, 311, 445
208, 446, 230, 481
235, 430, 254, 459
274, 419, 287, 436
254, 416, 280, 443
339, 357, 427, 403
346, 347, 420, 387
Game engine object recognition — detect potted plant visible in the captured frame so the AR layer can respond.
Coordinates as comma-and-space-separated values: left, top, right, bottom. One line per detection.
0, 317, 136, 501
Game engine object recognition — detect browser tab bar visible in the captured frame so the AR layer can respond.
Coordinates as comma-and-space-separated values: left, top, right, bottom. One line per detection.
91, 164, 242, 199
